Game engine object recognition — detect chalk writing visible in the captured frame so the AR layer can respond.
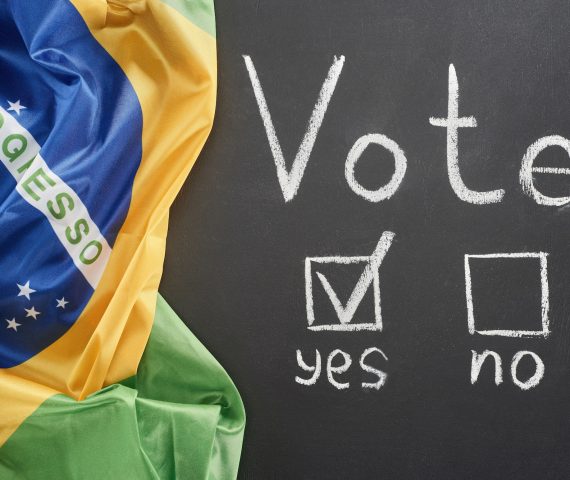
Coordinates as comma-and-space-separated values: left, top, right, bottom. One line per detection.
295, 347, 389, 391
244, 55, 345, 202
429, 64, 505, 204
243, 55, 560, 394
305, 232, 394, 331
464, 252, 549, 338
247, 58, 570, 207
471, 350, 545, 391
345, 134, 407, 202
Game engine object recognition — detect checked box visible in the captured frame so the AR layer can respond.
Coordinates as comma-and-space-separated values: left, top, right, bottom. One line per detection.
305, 232, 395, 331
464, 252, 550, 338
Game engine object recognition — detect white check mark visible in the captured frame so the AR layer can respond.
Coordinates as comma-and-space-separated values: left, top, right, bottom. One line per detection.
316, 232, 395, 324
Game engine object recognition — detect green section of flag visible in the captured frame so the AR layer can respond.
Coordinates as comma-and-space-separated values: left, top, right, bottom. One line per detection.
0, 295, 245, 479
161, 0, 216, 37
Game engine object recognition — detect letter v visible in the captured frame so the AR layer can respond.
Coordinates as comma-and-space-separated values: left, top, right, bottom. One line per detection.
243, 55, 345, 202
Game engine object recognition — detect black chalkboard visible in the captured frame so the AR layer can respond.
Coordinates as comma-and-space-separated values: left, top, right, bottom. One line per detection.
160, 1, 570, 478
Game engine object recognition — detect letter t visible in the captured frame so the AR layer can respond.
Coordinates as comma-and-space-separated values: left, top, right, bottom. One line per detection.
430, 64, 504, 204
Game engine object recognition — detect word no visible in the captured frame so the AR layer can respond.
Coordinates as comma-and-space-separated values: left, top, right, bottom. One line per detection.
471, 350, 545, 391
245, 56, 570, 206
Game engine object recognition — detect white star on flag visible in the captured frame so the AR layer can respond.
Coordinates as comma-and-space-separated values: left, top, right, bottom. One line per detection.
7, 99, 26, 115
56, 297, 69, 309
25, 306, 40, 320
6, 318, 20, 331
17, 281, 35, 300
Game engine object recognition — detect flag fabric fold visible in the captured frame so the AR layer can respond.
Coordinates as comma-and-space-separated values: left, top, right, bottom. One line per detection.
1, 295, 245, 479
0, 0, 245, 477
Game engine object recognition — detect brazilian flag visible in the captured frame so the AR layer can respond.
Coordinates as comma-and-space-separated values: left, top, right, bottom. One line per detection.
0, 0, 245, 478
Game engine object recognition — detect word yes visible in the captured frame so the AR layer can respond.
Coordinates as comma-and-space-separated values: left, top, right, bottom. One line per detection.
295, 347, 388, 390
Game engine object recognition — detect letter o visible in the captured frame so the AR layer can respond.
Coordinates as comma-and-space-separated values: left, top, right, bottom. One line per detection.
511, 350, 545, 391
345, 133, 407, 202
80, 240, 102, 265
